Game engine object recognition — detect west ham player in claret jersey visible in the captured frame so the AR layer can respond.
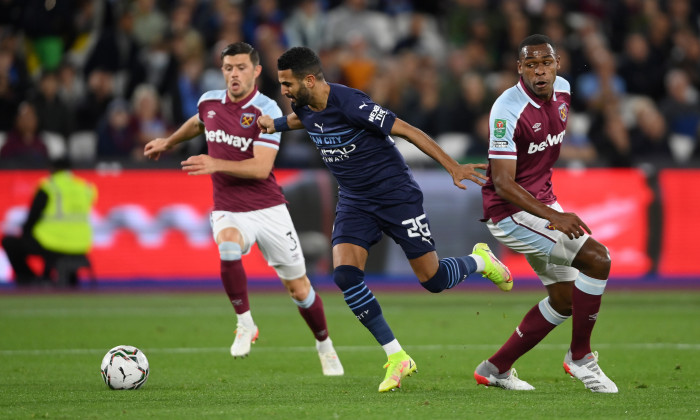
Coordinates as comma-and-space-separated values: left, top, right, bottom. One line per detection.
473, 34, 618, 393
258, 46, 513, 393
144, 42, 344, 376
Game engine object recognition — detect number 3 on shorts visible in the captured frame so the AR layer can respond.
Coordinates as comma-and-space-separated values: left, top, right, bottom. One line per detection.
402, 214, 431, 238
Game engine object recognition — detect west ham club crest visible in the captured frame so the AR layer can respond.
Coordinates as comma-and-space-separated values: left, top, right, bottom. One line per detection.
240, 113, 255, 128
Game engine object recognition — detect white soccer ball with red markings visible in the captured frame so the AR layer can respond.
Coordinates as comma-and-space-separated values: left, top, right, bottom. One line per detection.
100, 345, 149, 390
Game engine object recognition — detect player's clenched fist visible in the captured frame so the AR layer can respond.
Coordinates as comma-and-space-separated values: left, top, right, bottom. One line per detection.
257, 115, 275, 134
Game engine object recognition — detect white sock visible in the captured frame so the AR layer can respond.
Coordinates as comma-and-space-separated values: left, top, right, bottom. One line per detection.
470, 254, 486, 272
316, 337, 334, 353
236, 310, 255, 329
382, 339, 402, 357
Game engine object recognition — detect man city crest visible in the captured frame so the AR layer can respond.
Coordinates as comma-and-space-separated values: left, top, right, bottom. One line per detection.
558, 103, 568, 122
240, 113, 255, 128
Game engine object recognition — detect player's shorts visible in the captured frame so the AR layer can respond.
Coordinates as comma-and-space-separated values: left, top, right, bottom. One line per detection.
210, 204, 306, 280
332, 189, 436, 260
485, 202, 587, 286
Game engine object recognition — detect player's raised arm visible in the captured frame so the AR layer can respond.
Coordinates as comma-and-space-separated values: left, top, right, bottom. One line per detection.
390, 118, 487, 189
258, 113, 303, 134
144, 115, 204, 160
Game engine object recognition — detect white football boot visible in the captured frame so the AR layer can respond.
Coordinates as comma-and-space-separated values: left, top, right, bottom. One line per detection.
230, 324, 259, 358
474, 360, 535, 390
563, 350, 618, 393
316, 338, 344, 376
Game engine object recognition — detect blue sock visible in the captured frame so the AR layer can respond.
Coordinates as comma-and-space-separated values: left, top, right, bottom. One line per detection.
333, 265, 395, 345
421, 256, 478, 293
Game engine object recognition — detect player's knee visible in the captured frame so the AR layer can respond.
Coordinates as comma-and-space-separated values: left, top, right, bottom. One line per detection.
274, 264, 306, 283
284, 276, 310, 301
333, 265, 364, 290
218, 241, 241, 261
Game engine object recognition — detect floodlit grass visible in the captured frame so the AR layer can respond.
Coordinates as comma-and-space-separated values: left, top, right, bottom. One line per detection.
0, 289, 698, 419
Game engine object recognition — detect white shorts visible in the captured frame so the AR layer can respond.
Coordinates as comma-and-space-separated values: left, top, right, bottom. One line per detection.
486, 202, 587, 286
210, 204, 306, 280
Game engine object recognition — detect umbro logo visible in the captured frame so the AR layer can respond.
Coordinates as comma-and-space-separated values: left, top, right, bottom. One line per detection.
532, 122, 542, 132
208, 110, 216, 119
314, 122, 324, 133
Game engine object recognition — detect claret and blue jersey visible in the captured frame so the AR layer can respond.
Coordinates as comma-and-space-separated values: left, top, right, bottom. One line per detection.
482, 76, 572, 223
293, 83, 418, 203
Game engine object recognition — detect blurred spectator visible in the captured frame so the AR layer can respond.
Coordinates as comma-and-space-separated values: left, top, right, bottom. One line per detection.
659, 69, 700, 144
75, 68, 116, 131
242, 0, 286, 47
619, 32, 666, 101
394, 56, 441, 137
393, 12, 446, 62
670, 27, 700, 89
130, 84, 169, 160
83, 5, 146, 100
442, 72, 491, 135
57, 61, 86, 112
284, 0, 326, 51
131, 0, 168, 48
0, 102, 50, 166
0, 45, 28, 131
588, 101, 633, 167
172, 55, 205, 125
96, 98, 137, 159
576, 45, 626, 111
630, 99, 673, 161
30, 70, 74, 139
19, 0, 74, 73
337, 32, 377, 91
324, 0, 395, 56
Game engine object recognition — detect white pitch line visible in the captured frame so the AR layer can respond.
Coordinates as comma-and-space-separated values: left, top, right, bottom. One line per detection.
0, 342, 698, 356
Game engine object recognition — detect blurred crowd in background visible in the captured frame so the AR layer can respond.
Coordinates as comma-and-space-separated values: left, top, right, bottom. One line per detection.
0, 0, 699, 170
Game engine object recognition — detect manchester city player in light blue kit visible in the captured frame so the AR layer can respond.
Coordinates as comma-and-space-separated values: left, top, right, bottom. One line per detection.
259, 46, 513, 392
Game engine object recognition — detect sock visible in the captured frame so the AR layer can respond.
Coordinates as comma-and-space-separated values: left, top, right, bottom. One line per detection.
293, 287, 329, 342
420, 256, 478, 293
334, 265, 395, 345
570, 273, 607, 360
316, 337, 334, 353
489, 297, 569, 373
236, 310, 255, 329
382, 339, 402, 357
219, 242, 249, 314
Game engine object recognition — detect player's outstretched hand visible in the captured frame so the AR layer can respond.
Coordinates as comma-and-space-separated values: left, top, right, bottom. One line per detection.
144, 138, 170, 161
547, 211, 592, 240
257, 115, 275, 134
182, 154, 218, 175
452, 163, 489, 189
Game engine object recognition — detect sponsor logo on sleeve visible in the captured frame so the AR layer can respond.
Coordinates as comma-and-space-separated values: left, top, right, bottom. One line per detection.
368, 105, 388, 126
493, 140, 509, 148
494, 119, 507, 138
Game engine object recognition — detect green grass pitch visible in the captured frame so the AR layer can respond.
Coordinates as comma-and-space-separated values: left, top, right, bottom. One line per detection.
1, 289, 698, 419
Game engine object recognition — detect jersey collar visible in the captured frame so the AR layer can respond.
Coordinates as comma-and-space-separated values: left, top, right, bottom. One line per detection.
517, 77, 557, 109
223, 87, 259, 109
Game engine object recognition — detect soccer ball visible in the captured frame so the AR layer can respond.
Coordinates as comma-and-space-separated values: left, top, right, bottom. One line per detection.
100, 345, 149, 390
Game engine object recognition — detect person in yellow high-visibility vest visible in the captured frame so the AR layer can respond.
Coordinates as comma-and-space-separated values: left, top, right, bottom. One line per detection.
2, 158, 96, 286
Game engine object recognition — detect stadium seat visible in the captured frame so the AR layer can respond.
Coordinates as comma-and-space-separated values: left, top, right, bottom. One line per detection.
436, 132, 471, 161
669, 134, 695, 163
42, 131, 67, 159
393, 136, 434, 167
68, 131, 97, 163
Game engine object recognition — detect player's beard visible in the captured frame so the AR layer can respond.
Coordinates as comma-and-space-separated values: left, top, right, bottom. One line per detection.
291, 86, 312, 108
